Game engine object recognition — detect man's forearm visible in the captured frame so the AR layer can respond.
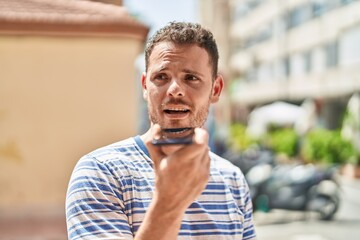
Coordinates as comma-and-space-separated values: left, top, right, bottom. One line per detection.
134, 199, 185, 240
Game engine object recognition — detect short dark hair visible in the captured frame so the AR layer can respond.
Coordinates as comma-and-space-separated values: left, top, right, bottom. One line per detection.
145, 21, 219, 78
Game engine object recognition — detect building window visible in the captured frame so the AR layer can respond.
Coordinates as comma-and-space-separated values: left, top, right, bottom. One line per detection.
275, 56, 291, 79
232, 3, 250, 20
273, 15, 287, 37
273, 59, 287, 80
231, 0, 266, 20
341, 0, 355, 5
325, 41, 338, 68
304, 51, 312, 73
284, 56, 291, 77
290, 53, 307, 77
286, 4, 313, 29
312, 47, 326, 74
339, 25, 360, 66
243, 22, 273, 48
246, 67, 258, 83
258, 62, 273, 83
312, 0, 327, 17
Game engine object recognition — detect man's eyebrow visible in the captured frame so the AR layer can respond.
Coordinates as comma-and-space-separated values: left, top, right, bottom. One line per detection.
183, 69, 204, 77
153, 65, 168, 73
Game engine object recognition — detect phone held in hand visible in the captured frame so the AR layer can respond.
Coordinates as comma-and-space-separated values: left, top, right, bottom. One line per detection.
152, 127, 194, 145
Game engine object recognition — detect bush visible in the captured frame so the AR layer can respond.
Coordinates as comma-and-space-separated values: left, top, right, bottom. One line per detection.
229, 123, 255, 151
301, 129, 356, 165
266, 128, 298, 158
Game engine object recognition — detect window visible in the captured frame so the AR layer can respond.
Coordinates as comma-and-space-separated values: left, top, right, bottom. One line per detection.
325, 41, 338, 68
339, 25, 360, 66
232, 3, 250, 20
341, 0, 355, 5
312, 0, 343, 17
246, 68, 258, 82
287, 4, 313, 29
258, 62, 273, 83
312, 0, 327, 17
290, 53, 307, 77
304, 51, 312, 73
243, 22, 273, 48
274, 57, 290, 78
312, 47, 326, 74
284, 56, 291, 77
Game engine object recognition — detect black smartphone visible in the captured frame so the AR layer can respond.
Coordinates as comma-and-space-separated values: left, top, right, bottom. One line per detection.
152, 127, 194, 145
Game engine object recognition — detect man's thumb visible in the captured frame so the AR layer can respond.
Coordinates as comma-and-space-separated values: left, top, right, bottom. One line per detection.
145, 124, 164, 169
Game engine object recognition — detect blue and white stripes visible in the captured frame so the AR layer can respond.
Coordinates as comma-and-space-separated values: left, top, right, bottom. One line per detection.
66, 136, 256, 239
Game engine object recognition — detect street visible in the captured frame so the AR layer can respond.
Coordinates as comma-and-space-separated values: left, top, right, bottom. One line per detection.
254, 176, 360, 240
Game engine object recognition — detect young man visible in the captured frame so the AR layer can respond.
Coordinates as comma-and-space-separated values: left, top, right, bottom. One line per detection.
66, 22, 256, 240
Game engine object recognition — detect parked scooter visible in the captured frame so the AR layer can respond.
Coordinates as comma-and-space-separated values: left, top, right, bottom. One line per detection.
246, 161, 340, 220
223, 147, 340, 220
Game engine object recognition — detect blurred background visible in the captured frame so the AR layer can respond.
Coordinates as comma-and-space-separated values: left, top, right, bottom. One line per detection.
1, 0, 360, 239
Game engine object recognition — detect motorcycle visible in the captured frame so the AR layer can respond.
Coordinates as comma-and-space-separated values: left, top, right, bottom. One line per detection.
223, 147, 341, 220
246, 162, 340, 220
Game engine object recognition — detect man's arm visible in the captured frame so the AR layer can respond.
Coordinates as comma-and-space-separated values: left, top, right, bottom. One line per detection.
135, 126, 210, 240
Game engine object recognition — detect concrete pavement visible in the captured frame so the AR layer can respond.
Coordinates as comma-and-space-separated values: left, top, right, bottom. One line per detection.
254, 176, 360, 240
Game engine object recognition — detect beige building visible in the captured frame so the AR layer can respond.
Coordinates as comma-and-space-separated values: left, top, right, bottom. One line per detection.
200, 0, 360, 128
230, 0, 360, 128
0, 0, 148, 219
198, 0, 233, 142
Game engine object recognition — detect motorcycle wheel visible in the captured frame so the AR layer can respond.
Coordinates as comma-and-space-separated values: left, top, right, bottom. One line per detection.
316, 196, 339, 221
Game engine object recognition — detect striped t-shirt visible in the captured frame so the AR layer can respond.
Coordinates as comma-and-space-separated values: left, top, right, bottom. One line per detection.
66, 136, 256, 239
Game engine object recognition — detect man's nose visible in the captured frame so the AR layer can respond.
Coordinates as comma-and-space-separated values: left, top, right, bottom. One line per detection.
167, 80, 184, 97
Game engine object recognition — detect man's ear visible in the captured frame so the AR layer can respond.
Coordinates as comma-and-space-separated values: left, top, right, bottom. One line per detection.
210, 74, 224, 103
141, 72, 148, 100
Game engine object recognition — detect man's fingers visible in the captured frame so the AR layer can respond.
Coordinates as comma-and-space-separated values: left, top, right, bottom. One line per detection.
193, 128, 209, 145
152, 124, 162, 141
145, 124, 165, 169
147, 126, 209, 171
172, 128, 209, 161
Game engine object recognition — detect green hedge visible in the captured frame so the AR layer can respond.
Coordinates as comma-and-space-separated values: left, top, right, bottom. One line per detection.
266, 128, 298, 157
229, 123, 255, 151
228, 123, 357, 165
301, 129, 357, 165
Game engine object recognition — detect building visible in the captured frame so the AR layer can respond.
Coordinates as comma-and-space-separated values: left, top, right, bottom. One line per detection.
0, 0, 148, 231
200, 0, 360, 129
198, 0, 233, 146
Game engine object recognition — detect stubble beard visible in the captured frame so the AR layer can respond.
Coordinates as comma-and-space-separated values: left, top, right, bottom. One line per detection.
148, 102, 211, 129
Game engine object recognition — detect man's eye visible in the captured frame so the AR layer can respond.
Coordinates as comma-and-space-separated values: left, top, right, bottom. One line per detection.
154, 74, 168, 81
185, 75, 199, 81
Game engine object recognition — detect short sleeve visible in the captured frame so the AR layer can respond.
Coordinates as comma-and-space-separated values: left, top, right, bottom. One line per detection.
239, 172, 257, 240
66, 155, 133, 240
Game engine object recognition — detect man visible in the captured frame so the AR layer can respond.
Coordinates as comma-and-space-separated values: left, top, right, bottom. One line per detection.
66, 21, 256, 240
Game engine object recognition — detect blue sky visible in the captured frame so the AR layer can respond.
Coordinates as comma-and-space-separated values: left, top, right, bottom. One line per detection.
123, 0, 198, 36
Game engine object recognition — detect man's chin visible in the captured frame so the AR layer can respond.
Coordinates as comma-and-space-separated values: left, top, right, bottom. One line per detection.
161, 119, 193, 128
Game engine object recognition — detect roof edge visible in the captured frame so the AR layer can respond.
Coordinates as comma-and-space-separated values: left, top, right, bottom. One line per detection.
0, 21, 149, 40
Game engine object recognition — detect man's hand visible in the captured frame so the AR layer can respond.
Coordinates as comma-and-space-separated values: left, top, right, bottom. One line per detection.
147, 124, 211, 213
135, 124, 210, 240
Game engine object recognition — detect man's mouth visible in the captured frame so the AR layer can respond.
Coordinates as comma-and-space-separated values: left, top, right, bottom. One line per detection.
164, 108, 190, 114
163, 108, 190, 119
161, 127, 194, 138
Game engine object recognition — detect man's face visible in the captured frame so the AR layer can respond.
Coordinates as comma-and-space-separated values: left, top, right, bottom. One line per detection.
142, 42, 223, 129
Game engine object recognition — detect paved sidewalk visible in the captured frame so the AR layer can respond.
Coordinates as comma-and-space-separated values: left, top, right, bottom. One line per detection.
254, 175, 360, 240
